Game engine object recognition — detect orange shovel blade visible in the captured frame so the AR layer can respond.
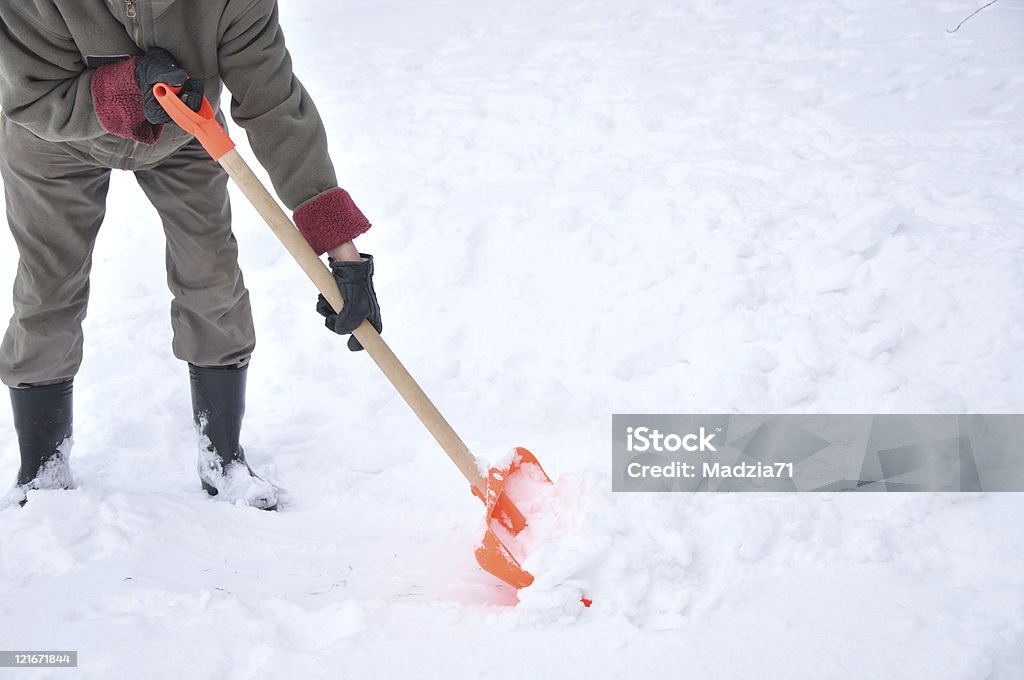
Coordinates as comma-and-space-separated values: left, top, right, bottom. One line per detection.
471, 447, 552, 589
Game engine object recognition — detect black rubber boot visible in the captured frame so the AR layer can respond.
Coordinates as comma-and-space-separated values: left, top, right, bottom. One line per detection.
189, 364, 277, 510
7, 380, 75, 505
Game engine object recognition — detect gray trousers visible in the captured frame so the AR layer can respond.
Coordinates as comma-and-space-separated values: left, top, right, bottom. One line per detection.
0, 116, 255, 388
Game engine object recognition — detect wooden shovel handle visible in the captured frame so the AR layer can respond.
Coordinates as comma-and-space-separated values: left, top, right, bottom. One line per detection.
154, 85, 486, 493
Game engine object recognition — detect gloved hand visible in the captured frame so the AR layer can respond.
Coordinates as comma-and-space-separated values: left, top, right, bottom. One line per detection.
316, 254, 382, 352
135, 47, 204, 124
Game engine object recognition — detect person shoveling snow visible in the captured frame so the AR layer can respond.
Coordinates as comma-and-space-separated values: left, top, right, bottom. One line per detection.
0, 0, 572, 593
0, 0, 381, 509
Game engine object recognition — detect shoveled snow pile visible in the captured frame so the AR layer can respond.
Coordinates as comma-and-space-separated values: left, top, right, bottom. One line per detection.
514, 474, 1024, 636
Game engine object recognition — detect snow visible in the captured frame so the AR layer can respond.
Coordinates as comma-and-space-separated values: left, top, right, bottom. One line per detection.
2, 0, 1024, 677
0, 437, 73, 510
195, 430, 281, 510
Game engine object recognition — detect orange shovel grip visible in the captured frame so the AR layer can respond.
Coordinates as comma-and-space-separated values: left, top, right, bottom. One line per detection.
152, 83, 235, 161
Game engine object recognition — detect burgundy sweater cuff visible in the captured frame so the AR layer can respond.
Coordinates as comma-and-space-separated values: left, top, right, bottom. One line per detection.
293, 188, 372, 255
91, 57, 163, 145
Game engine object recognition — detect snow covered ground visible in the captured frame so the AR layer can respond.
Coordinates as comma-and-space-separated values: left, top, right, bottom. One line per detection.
2, 0, 1023, 677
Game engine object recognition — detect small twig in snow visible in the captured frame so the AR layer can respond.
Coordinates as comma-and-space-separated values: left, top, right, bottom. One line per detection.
947, 0, 1002, 33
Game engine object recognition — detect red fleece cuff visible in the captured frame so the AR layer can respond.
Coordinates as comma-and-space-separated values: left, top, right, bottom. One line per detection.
293, 188, 372, 255
91, 57, 163, 145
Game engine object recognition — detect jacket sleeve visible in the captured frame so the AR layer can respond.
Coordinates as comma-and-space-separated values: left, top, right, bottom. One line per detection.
0, 4, 107, 142
217, 0, 339, 211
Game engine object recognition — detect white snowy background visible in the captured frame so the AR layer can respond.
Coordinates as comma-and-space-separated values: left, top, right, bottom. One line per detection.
1, 0, 1023, 677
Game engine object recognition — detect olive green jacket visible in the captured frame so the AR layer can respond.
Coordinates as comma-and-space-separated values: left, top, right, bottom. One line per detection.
0, 0, 337, 210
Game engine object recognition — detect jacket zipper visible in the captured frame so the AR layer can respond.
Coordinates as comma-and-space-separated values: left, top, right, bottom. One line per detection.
125, 0, 141, 46
126, 140, 140, 165
125, 0, 141, 165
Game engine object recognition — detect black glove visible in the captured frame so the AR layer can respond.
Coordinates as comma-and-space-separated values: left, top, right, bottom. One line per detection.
135, 47, 204, 124
316, 254, 382, 352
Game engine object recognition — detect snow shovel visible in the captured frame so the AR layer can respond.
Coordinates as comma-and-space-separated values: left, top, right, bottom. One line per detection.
154, 84, 554, 591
